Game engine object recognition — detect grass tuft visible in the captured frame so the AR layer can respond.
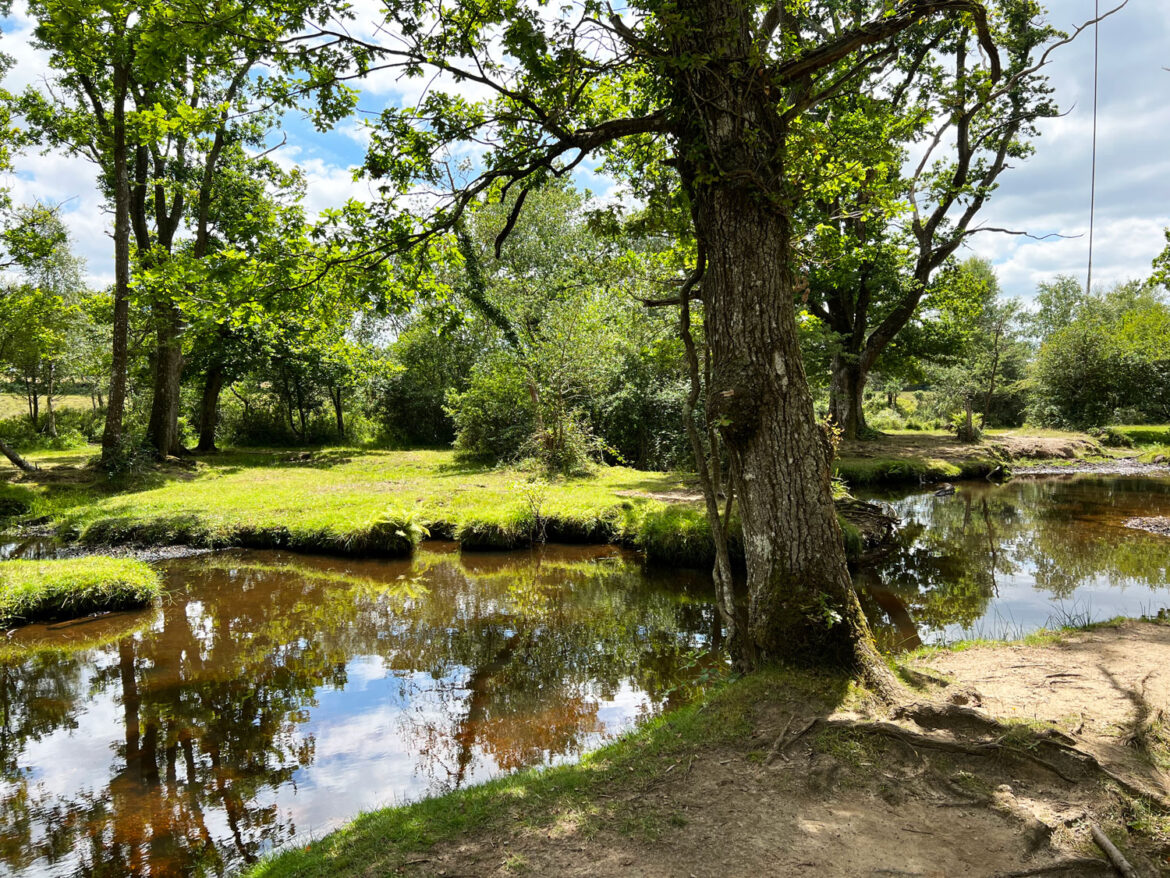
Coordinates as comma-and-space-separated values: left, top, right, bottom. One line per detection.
0, 557, 162, 625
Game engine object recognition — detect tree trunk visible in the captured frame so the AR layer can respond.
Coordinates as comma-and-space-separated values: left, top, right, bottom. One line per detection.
674, 0, 895, 696
44, 362, 57, 438
101, 63, 132, 465
145, 303, 184, 457
0, 439, 37, 473
25, 374, 38, 429
829, 355, 867, 440
330, 384, 345, 440
196, 364, 225, 452
695, 191, 888, 685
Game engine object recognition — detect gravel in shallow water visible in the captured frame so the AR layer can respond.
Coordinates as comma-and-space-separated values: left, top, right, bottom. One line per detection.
1125, 516, 1170, 537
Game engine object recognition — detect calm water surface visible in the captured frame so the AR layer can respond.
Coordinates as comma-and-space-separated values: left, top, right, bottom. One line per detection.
858, 475, 1170, 650
4, 474, 1170, 875
0, 544, 717, 877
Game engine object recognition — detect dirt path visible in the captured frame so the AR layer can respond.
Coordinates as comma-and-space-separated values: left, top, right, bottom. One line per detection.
408, 622, 1169, 877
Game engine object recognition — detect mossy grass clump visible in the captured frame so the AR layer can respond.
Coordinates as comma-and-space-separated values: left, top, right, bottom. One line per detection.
833, 455, 1004, 486
0, 557, 163, 626
0, 483, 35, 519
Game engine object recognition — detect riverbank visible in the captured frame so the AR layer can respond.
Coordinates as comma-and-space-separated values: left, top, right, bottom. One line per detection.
834, 429, 1111, 484
248, 618, 1170, 877
1, 448, 883, 566
0, 556, 162, 625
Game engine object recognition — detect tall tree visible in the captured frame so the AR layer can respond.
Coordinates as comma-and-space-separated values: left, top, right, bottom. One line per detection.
20, 0, 361, 459
800, 3, 1104, 439
318, 0, 1068, 687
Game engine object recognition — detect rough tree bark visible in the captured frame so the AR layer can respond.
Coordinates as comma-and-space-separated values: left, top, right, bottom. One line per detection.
674, 0, 895, 694
0, 439, 37, 473
145, 303, 184, 457
829, 355, 869, 440
100, 62, 132, 465
196, 364, 225, 452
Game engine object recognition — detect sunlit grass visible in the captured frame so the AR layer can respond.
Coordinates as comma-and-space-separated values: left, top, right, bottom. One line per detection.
0, 393, 93, 420
0, 556, 162, 625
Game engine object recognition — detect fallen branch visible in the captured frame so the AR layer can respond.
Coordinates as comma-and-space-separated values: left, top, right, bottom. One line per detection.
0, 439, 37, 473
1090, 824, 1140, 878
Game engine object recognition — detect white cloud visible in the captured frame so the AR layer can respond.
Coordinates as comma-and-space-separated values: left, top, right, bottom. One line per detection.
2, 0, 1166, 295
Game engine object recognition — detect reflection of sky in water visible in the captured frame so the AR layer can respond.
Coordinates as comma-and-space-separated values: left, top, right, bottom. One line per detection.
0, 547, 713, 877
862, 476, 1170, 646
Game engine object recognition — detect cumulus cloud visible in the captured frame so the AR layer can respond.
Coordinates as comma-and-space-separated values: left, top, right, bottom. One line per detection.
964, 0, 1170, 299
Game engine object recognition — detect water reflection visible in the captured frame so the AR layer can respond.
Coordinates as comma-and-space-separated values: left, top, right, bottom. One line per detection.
0, 545, 717, 877
859, 476, 1170, 650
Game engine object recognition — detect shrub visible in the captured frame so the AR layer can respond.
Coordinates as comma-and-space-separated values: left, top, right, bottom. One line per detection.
446, 355, 535, 463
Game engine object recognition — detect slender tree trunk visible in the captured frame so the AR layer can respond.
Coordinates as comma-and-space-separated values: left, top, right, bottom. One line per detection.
24, 374, 38, 429
981, 324, 1003, 428
329, 384, 345, 440
829, 355, 867, 440
196, 364, 225, 452
101, 64, 132, 465
44, 362, 57, 438
146, 303, 184, 457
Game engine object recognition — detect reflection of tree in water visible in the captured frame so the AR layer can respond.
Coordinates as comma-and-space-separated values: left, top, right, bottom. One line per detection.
860, 478, 1170, 649
0, 547, 715, 876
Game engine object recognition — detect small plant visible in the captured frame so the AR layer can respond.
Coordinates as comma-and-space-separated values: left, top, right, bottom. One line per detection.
947, 410, 982, 443
355, 505, 429, 555
99, 438, 156, 481
513, 477, 549, 543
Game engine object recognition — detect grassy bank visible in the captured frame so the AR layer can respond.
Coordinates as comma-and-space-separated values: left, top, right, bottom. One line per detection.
833, 428, 1118, 486
245, 618, 1170, 878
0, 556, 162, 625
245, 667, 851, 878
3, 448, 868, 566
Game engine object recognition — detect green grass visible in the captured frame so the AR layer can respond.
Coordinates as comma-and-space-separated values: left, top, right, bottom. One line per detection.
833, 455, 1002, 485
0, 557, 163, 625
0, 393, 93, 420
245, 666, 848, 878
6, 448, 872, 566
1113, 425, 1170, 447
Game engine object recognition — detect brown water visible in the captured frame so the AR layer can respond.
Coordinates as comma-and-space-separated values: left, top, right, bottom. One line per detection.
857, 475, 1170, 651
0, 544, 717, 877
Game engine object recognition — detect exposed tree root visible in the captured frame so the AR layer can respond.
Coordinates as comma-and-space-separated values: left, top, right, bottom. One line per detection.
772, 700, 1170, 815
1089, 824, 1140, 878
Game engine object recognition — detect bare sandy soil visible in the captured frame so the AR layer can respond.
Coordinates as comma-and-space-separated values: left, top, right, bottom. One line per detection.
410, 621, 1170, 877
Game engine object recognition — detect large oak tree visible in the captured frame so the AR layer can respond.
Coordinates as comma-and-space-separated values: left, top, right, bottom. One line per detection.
323, 0, 1070, 689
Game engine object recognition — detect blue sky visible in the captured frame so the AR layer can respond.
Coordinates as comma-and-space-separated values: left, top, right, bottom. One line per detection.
2, 0, 1167, 300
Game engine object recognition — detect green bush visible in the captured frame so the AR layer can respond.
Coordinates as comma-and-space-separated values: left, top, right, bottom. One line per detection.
446, 355, 536, 463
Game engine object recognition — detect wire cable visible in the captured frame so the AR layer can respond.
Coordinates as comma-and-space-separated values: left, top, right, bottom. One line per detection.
1086, 0, 1100, 295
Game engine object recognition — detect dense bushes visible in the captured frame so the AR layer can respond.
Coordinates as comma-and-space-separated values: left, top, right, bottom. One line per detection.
446, 356, 536, 462
1029, 283, 1170, 428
